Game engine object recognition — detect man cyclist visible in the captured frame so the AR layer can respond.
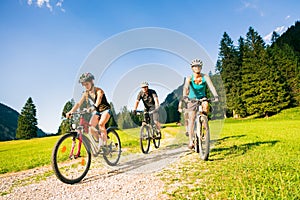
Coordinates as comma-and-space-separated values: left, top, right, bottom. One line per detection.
66, 72, 112, 146
183, 59, 219, 149
133, 81, 161, 135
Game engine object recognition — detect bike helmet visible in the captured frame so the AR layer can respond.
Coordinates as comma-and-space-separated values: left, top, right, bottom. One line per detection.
141, 81, 149, 87
190, 59, 203, 67
79, 72, 95, 83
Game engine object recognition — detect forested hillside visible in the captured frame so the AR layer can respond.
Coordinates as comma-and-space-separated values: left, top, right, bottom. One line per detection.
160, 21, 300, 120
0, 103, 19, 141
217, 21, 300, 118
0, 103, 47, 141
275, 21, 300, 55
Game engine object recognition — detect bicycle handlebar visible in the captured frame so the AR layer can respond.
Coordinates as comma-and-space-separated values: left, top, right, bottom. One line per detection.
183, 96, 218, 103
135, 109, 158, 115
64, 108, 94, 119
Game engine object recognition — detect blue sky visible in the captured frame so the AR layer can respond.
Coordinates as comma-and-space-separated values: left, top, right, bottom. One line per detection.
0, 0, 299, 133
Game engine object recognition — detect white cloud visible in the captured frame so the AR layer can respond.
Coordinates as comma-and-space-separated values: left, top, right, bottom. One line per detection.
56, 0, 65, 12
27, 0, 33, 5
285, 15, 291, 20
263, 25, 287, 44
240, 0, 264, 17
27, 0, 64, 12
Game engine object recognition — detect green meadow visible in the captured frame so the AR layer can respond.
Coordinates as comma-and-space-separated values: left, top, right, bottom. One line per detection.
159, 107, 300, 199
0, 128, 141, 174
0, 107, 299, 199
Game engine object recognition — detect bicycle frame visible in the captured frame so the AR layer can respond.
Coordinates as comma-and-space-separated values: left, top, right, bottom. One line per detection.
69, 112, 104, 157
189, 97, 212, 160
138, 110, 161, 153
52, 110, 121, 184
143, 111, 156, 128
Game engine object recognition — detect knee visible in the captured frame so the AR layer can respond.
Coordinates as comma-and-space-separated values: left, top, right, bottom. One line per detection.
99, 123, 105, 129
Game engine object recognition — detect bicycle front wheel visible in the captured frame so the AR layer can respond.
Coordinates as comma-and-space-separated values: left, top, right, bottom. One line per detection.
153, 127, 161, 149
51, 132, 91, 184
103, 128, 121, 166
140, 125, 150, 154
198, 115, 210, 161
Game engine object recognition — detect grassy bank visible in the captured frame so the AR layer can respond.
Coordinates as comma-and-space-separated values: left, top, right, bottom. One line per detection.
159, 107, 300, 199
0, 128, 141, 174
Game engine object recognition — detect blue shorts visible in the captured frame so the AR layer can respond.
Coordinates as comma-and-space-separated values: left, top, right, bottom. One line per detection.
96, 109, 112, 116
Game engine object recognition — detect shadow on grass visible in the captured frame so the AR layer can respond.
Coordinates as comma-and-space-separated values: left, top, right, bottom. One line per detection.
211, 134, 246, 144
209, 140, 279, 161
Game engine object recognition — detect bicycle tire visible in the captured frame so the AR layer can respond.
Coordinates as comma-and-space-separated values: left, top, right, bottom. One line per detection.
152, 127, 161, 149
51, 132, 91, 184
103, 129, 121, 166
140, 125, 150, 154
198, 115, 210, 161
194, 117, 200, 153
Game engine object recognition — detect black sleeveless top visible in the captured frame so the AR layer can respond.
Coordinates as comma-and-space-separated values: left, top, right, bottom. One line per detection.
87, 87, 110, 112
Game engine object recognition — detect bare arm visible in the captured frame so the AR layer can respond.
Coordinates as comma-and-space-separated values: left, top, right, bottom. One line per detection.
66, 93, 86, 117
183, 76, 191, 97
94, 88, 104, 107
154, 97, 160, 109
178, 99, 182, 113
204, 74, 218, 98
133, 100, 139, 110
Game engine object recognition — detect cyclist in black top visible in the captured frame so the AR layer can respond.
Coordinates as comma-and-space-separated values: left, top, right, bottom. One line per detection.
133, 81, 161, 133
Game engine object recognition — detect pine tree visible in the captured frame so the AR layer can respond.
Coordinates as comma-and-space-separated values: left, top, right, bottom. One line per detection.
241, 27, 266, 116
273, 44, 299, 106
57, 100, 74, 135
117, 106, 136, 129
235, 37, 247, 117
217, 32, 241, 117
16, 97, 38, 139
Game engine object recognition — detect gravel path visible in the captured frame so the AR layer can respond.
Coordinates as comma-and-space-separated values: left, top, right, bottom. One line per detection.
0, 143, 189, 200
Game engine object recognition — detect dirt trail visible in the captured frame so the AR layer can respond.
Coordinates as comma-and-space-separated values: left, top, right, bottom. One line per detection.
0, 132, 190, 200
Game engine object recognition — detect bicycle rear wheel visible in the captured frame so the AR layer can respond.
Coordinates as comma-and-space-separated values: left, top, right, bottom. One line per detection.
51, 132, 91, 184
103, 129, 121, 166
140, 125, 150, 154
198, 115, 210, 161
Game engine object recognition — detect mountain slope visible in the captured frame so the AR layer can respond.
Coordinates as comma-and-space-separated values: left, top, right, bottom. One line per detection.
0, 103, 19, 140
274, 21, 300, 55
0, 103, 47, 141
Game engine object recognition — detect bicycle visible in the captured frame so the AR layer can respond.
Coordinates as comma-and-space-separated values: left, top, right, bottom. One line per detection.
187, 97, 215, 161
137, 110, 161, 154
51, 109, 121, 184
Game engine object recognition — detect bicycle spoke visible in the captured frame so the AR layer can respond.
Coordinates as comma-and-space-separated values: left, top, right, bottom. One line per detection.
103, 129, 121, 166
140, 125, 150, 154
52, 133, 91, 184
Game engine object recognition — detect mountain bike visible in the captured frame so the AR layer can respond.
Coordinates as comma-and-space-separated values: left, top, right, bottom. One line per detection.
189, 97, 215, 161
137, 110, 161, 154
51, 109, 121, 184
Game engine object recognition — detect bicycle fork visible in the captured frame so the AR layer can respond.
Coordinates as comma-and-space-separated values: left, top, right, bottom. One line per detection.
69, 131, 82, 159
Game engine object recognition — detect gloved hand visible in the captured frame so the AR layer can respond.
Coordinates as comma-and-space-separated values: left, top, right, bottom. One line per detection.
132, 110, 137, 115
87, 106, 96, 113
213, 96, 219, 102
182, 96, 189, 103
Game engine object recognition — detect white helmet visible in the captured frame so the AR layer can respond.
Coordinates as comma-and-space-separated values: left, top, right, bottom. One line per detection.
190, 59, 203, 67
141, 81, 149, 87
